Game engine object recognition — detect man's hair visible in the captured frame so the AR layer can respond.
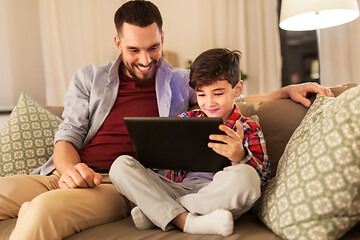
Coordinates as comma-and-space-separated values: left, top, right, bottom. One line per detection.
114, 0, 163, 34
189, 48, 242, 89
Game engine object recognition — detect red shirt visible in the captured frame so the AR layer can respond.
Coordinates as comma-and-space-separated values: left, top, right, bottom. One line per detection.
79, 72, 159, 172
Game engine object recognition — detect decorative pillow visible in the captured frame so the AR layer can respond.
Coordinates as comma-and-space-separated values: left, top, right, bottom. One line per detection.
0, 93, 62, 177
254, 85, 360, 240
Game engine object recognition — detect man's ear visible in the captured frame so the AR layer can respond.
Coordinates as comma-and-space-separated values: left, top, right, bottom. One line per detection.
114, 35, 121, 53
161, 30, 164, 47
234, 80, 244, 97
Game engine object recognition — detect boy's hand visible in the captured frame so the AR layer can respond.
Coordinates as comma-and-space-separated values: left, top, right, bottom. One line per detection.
208, 120, 245, 163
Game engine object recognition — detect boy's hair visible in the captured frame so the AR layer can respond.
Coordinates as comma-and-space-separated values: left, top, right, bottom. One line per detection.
189, 48, 242, 89
114, 0, 163, 34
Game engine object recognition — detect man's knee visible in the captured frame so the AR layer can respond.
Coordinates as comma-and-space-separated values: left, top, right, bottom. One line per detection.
19, 190, 66, 220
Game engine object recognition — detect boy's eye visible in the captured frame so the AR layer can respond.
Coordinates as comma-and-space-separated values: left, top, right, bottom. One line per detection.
214, 93, 223, 96
197, 93, 205, 97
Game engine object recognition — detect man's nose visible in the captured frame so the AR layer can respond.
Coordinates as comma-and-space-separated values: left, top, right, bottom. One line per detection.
138, 51, 151, 66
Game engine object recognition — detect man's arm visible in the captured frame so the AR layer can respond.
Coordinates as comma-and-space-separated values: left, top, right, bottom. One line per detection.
53, 140, 102, 189
243, 82, 334, 107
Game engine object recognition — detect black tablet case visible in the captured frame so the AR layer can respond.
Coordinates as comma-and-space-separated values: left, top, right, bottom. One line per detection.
124, 117, 229, 172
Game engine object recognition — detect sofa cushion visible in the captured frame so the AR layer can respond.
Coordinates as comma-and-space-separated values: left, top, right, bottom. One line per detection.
0, 93, 62, 177
237, 83, 358, 179
254, 85, 360, 240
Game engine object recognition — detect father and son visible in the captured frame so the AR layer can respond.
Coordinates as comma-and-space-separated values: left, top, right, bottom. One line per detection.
0, 0, 334, 239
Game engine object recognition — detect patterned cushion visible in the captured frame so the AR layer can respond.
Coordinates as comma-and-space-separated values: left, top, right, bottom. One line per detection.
254, 85, 360, 240
0, 93, 62, 177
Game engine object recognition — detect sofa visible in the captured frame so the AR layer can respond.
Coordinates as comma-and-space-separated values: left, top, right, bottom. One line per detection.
0, 83, 359, 240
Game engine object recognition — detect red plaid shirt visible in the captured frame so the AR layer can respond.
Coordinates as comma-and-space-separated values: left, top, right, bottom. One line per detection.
163, 105, 270, 185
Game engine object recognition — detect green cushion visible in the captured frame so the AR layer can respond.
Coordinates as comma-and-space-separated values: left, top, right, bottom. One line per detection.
0, 93, 62, 177
254, 85, 360, 240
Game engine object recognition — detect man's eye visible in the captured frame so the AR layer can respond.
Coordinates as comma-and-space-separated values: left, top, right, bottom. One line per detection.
149, 46, 159, 51
215, 93, 223, 96
129, 49, 139, 53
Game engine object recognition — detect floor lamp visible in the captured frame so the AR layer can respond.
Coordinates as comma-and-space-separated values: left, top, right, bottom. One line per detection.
279, 0, 359, 83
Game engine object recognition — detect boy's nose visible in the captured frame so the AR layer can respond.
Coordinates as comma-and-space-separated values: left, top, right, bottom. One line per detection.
207, 96, 216, 105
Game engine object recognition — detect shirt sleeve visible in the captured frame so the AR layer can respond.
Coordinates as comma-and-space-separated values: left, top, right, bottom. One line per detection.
54, 65, 93, 150
231, 119, 270, 184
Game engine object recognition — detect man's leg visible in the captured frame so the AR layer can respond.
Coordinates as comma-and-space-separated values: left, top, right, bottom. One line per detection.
9, 175, 134, 240
0, 173, 60, 220
178, 164, 261, 218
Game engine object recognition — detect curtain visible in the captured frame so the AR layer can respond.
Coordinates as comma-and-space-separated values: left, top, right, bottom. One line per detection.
318, 0, 360, 86
1, 0, 282, 106
39, 0, 283, 104
153, 0, 282, 97
0, 0, 46, 109
38, 0, 123, 105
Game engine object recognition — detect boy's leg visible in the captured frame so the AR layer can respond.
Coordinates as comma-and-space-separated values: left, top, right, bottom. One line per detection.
110, 155, 190, 231
0, 173, 60, 220
9, 174, 134, 240
178, 164, 261, 218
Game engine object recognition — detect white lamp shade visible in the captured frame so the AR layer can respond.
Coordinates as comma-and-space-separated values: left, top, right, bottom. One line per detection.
280, 0, 360, 31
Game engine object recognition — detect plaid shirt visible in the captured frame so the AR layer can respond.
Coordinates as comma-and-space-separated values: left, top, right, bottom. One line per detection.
162, 105, 270, 185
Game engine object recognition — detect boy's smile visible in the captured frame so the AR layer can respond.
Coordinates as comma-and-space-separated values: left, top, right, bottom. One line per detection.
196, 80, 242, 122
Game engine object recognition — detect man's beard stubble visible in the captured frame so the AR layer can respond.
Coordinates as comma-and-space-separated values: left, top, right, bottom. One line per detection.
122, 57, 162, 83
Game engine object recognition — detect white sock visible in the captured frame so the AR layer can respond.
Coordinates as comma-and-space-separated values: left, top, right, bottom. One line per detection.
183, 209, 233, 237
131, 206, 155, 230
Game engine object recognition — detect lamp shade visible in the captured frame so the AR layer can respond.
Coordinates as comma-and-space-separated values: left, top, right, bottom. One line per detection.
280, 0, 360, 31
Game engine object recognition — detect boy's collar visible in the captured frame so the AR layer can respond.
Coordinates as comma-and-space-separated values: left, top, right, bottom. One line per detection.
224, 105, 241, 129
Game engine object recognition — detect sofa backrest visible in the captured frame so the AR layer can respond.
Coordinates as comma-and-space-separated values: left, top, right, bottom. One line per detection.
44, 83, 358, 179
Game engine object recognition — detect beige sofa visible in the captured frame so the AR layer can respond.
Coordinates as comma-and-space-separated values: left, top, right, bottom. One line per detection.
0, 83, 359, 240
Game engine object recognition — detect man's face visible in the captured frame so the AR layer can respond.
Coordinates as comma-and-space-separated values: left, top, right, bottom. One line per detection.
114, 22, 163, 82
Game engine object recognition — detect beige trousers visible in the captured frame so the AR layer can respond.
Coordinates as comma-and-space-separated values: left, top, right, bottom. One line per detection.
0, 172, 134, 240
110, 155, 261, 231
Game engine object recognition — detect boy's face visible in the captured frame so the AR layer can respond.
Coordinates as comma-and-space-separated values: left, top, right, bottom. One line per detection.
114, 22, 164, 82
196, 80, 243, 122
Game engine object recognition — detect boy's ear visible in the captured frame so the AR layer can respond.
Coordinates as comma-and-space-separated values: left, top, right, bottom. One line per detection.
234, 80, 244, 97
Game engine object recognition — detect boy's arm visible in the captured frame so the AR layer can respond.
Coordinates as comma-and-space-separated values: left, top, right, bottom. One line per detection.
233, 120, 270, 184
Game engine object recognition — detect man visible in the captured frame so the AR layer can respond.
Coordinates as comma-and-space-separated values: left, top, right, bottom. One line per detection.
0, 1, 334, 239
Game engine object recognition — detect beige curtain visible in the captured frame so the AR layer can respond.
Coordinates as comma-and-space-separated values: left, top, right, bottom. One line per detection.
38, 0, 123, 105
1, 0, 282, 107
0, 0, 46, 109
207, 0, 282, 96
40, 0, 283, 104
318, 0, 360, 86
154, 0, 282, 97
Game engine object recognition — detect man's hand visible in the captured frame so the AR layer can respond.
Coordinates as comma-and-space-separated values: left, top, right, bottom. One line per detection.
58, 163, 103, 189
286, 82, 334, 107
208, 121, 245, 163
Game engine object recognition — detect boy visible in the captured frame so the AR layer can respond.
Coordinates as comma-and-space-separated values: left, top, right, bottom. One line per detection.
109, 48, 270, 237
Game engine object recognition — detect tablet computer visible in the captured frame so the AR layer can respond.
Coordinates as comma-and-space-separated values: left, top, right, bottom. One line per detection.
124, 117, 230, 172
